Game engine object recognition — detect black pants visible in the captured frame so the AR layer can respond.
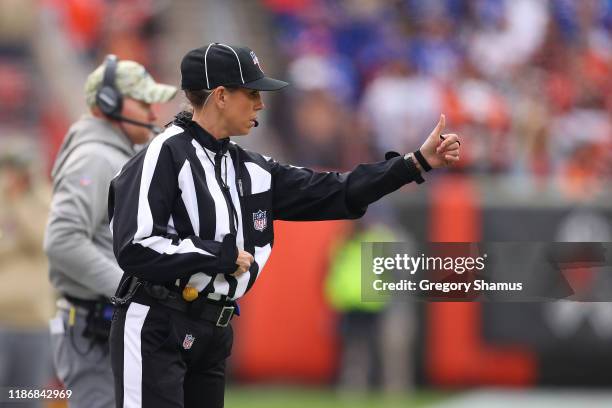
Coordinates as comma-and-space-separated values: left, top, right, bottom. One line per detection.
110, 291, 233, 408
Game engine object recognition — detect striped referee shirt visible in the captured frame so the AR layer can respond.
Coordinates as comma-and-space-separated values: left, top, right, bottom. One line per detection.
109, 115, 421, 301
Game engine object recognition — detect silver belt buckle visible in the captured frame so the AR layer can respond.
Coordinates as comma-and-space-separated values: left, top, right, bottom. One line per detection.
216, 306, 235, 327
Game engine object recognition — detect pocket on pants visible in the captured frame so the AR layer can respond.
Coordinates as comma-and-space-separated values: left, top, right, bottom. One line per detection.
223, 324, 234, 359
50, 314, 73, 384
141, 306, 177, 356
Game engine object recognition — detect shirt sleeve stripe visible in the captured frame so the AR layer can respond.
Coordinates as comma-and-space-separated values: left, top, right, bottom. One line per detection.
134, 125, 183, 241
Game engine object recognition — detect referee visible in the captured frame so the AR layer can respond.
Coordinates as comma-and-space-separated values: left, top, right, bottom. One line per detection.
108, 43, 460, 408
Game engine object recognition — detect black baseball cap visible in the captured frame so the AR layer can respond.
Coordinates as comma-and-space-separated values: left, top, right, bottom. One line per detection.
181, 43, 289, 91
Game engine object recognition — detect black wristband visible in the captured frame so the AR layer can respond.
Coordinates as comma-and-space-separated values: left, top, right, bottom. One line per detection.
403, 154, 425, 184
413, 150, 432, 172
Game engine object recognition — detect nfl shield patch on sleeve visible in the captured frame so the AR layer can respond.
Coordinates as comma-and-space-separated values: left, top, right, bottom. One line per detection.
253, 210, 267, 232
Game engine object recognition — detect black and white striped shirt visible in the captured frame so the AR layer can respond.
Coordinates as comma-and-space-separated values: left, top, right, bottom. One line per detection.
109, 116, 420, 301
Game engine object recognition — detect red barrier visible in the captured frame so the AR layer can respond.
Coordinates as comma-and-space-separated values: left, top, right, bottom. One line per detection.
233, 220, 351, 382
425, 176, 536, 386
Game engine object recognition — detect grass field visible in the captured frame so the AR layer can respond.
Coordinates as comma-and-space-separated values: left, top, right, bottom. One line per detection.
225, 386, 449, 408
226, 387, 612, 408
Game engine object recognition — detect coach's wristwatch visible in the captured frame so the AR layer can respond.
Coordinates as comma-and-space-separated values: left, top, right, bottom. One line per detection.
404, 153, 425, 184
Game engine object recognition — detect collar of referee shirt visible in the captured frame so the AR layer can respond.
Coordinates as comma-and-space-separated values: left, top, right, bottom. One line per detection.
180, 43, 289, 91
175, 112, 230, 154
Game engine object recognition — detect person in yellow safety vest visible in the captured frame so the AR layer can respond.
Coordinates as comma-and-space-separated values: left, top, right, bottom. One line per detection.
325, 221, 395, 391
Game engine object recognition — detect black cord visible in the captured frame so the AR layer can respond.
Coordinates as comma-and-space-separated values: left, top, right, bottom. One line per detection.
69, 323, 95, 357
232, 145, 243, 196
68, 314, 108, 362
224, 155, 228, 188
202, 148, 240, 231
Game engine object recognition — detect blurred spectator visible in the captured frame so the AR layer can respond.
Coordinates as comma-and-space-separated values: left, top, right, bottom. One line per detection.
287, 89, 362, 168
360, 61, 442, 155
0, 0, 36, 56
325, 220, 395, 391
0, 148, 54, 408
41, 0, 164, 64
41, 0, 107, 56
102, 0, 164, 66
467, 0, 549, 79
0, 61, 34, 126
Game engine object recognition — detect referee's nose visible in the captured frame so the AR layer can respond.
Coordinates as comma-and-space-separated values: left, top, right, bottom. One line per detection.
255, 93, 265, 111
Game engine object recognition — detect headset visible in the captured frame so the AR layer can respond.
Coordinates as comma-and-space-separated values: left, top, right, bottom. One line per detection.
95, 54, 162, 134
96, 55, 122, 117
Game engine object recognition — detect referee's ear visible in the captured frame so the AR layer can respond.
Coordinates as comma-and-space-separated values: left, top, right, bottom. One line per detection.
215, 86, 231, 108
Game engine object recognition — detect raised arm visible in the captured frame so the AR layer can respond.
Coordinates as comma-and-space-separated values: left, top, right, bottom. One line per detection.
269, 114, 460, 222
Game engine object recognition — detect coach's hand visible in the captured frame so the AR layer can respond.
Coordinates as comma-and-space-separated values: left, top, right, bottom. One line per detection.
232, 250, 254, 277
418, 114, 461, 169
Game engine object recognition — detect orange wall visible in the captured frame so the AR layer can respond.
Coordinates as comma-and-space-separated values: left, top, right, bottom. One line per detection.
232, 220, 350, 382
425, 176, 536, 387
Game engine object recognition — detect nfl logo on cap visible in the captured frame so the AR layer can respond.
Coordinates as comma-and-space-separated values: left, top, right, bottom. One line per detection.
253, 210, 267, 232
250, 50, 263, 73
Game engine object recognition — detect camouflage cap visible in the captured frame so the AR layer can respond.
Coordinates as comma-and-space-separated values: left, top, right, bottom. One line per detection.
85, 60, 177, 107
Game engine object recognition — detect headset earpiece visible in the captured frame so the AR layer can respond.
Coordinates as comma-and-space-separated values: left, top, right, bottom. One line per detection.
93, 55, 160, 134
96, 55, 122, 117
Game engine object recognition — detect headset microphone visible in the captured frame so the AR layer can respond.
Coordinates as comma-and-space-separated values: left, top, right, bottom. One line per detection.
114, 115, 163, 134
96, 55, 163, 135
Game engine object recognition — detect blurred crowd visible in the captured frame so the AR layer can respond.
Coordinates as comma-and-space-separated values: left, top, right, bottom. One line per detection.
39, 0, 165, 64
0, 0, 167, 168
264, 0, 612, 199
2, 0, 610, 200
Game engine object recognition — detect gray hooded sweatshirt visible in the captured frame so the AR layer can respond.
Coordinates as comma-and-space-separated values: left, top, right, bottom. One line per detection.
45, 115, 136, 300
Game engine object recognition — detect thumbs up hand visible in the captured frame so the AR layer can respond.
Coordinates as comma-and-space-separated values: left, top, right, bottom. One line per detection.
418, 114, 461, 169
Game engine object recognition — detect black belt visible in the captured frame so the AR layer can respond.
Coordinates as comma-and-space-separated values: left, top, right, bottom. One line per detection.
139, 283, 235, 327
